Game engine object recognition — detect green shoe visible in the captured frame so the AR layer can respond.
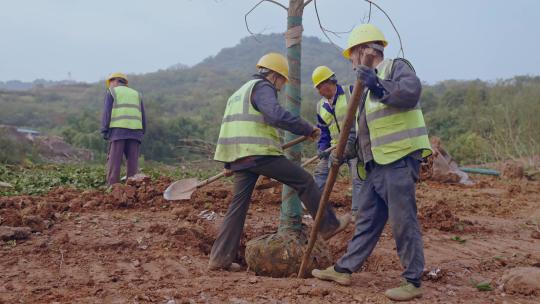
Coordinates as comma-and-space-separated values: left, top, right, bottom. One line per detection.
312, 266, 351, 286
384, 281, 423, 301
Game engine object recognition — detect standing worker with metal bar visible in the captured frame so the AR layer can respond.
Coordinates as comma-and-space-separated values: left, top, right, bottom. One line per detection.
209, 53, 350, 271
311, 24, 432, 302
311, 66, 362, 221
101, 73, 146, 186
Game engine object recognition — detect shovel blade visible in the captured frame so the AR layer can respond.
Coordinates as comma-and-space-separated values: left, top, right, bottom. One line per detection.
163, 178, 199, 201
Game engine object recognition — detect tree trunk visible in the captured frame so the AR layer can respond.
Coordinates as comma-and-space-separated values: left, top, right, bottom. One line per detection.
279, 0, 304, 233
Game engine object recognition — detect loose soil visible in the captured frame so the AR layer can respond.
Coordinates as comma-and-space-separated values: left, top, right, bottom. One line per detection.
1, 173, 539, 303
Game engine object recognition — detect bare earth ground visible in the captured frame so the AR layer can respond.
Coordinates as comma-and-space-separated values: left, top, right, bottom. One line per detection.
1, 174, 539, 303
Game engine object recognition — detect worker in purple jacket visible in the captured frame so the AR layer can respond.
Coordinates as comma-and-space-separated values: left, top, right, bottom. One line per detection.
100, 72, 146, 185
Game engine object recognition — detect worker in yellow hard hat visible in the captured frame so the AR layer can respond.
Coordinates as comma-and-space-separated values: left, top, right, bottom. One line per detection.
209, 53, 350, 271
101, 72, 146, 185
312, 24, 432, 302
311, 66, 362, 220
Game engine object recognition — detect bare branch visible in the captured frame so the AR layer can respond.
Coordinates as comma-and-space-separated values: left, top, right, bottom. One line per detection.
312, 0, 351, 50
302, 0, 313, 8
362, 0, 405, 58
245, 0, 288, 42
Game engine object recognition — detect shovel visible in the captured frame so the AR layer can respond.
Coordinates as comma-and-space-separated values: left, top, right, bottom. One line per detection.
255, 145, 337, 190
163, 135, 309, 201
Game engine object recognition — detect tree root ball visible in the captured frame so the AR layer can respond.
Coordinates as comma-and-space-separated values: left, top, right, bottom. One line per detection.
245, 227, 332, 278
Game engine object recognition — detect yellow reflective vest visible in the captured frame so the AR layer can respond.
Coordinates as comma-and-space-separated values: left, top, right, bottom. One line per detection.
316, 85, 350, 146
358, 59, 432, 178
109, 86, 143, 130
214, 79, 282, 163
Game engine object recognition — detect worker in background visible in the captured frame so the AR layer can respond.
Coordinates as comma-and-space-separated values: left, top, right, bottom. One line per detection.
311, 66, 362, 221
311, 24, 432, 302
210, 53, 350, 271
100, 72, 146, 185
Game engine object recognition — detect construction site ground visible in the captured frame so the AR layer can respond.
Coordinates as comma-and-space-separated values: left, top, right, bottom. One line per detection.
1, 173, 540, 303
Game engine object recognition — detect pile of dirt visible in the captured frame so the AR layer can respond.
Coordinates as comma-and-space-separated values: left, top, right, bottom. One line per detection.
501, 161, 525, 179
0, 176, 175, 232
418, 199, 461, 231
424, 137, 473, 185
0, 125, 93, 163
501, 267, 540, 296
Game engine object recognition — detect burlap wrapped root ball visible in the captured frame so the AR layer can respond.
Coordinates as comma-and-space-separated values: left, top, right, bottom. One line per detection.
245, 227, 332, 277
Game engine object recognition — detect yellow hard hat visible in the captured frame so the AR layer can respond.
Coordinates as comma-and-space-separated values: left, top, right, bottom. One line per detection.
105, 72, 128, 88
256, 53, 289, 81
311, 66, 335, 88
342, 24, 388, 59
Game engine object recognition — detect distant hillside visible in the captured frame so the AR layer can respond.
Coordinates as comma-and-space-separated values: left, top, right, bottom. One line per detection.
0, 79, 81, 91
1, 34, 539, 165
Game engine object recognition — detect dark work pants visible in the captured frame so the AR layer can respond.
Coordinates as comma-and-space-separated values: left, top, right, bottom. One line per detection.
106, 139, 140, 185
208, 156, 341, 268
314, 155, 362, 212
335, 156, 425, 286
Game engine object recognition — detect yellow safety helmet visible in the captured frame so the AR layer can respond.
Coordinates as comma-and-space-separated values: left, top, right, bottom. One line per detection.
105, 72, 128, 88
256, 53, 289, 81
311, 66, 335, 88
342, 24, 388, 59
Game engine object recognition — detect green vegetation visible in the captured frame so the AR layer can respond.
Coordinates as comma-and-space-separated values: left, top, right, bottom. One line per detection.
1, 34, 538, 166
0, 162, 221, 196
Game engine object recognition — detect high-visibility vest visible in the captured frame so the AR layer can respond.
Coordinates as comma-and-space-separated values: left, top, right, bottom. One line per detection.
214, 79, 282, 163
316, 85, 350, 146
109, 86, 143, 130
357, 59, 432, 178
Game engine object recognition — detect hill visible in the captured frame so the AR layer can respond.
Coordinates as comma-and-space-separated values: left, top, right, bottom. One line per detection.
0, 34, 539, 165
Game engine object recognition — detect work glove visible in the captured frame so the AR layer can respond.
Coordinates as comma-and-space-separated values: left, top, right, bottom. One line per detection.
343, 141, 357, 160
223, 168, 234, 177
356, 65, 384, 98
102, 131, 110, 141
317, 149, 331, 160
330, 150, 345, 166
309, 127, 321, 142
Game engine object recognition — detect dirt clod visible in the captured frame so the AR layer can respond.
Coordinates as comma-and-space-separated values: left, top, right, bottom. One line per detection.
502, 267, 540, 295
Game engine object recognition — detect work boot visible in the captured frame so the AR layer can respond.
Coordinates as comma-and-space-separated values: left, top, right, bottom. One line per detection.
312, 266, 351, 286
321, 214, 351, 240
207, 262, 242, 272
384, 281, 423, 301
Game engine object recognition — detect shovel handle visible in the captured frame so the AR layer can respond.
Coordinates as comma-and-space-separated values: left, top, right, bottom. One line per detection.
196, 171, 226, 189
282, 135, 309, 150
301, 145, 336, 167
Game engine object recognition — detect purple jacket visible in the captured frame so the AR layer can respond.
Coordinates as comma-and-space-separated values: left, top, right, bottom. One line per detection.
100, 86, 146, 142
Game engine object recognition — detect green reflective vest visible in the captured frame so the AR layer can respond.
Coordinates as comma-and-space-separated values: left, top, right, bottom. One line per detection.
358, 59, 432, 177
317, 85, 350, 146
214, 79, 282, 163
109, 86, 143, 130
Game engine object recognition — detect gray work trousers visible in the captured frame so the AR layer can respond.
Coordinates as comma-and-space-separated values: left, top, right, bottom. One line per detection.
314, 155, 362, 212
336, 156, 425, 286
209, 156, 340, 268
106, 139, 140, 185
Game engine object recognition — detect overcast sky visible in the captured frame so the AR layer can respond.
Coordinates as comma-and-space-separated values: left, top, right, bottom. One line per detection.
1, 0, 538, 84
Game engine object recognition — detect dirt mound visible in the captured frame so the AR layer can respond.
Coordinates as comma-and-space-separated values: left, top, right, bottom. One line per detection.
501, 267, 540, 296
425, 137, 473, 185
418, 200, 461, 231
0, 176, 174, 232
0, 125, 93, 163
502, 161, 525, 179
